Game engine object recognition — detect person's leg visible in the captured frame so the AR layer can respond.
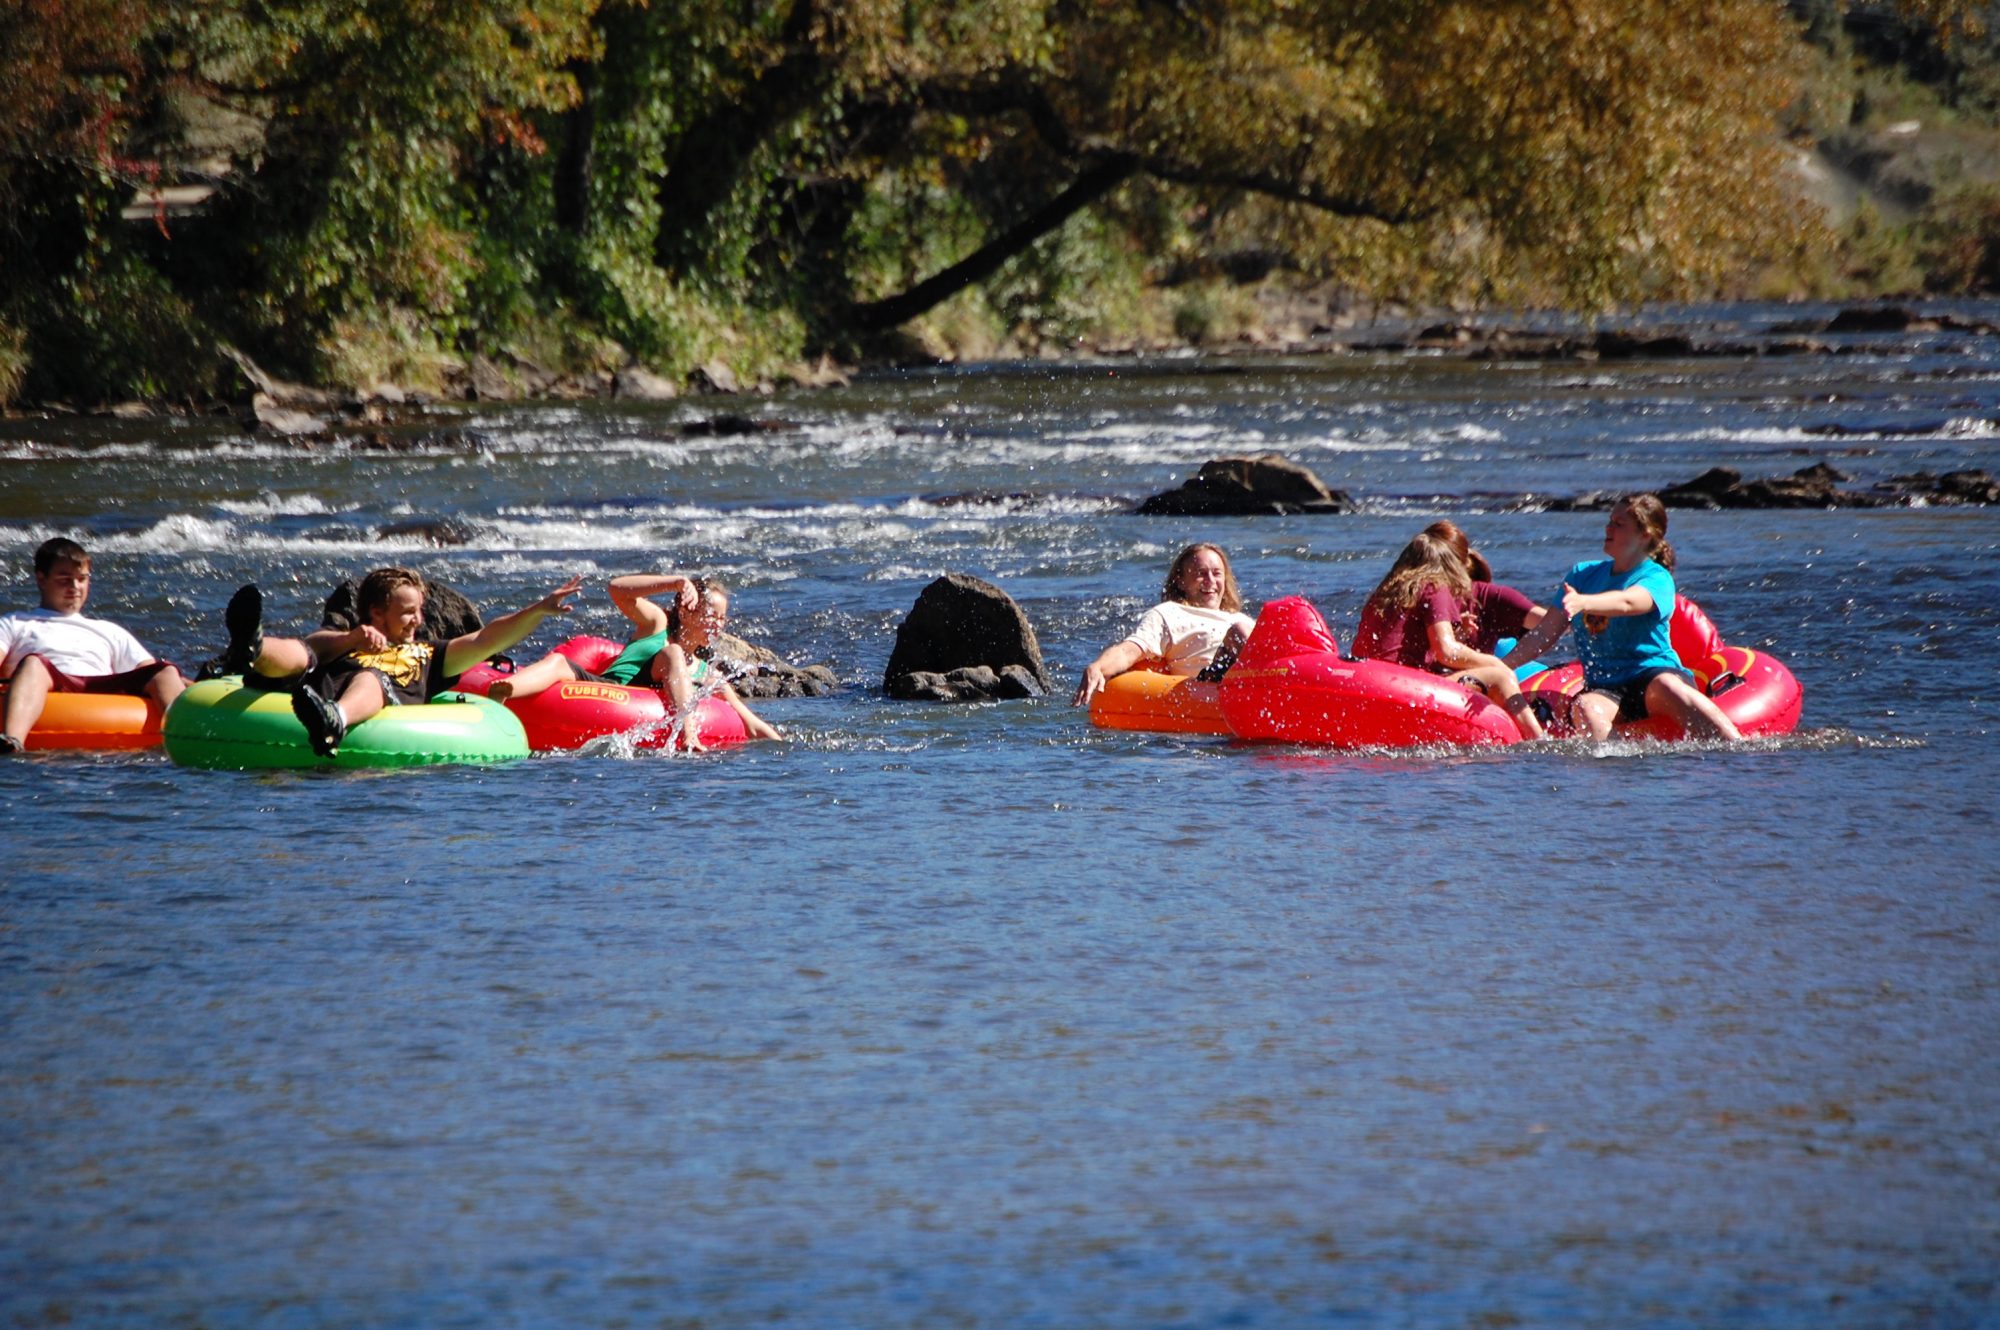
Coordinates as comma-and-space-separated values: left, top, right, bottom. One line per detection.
1645, 672, 1743, 742
720, 682, 781, 741
486, 652, 578, 703
335, 670, 388, 729
145, 664, 186, 710
1573, 690, 1620, 741
292, 668, 386, 757
0, 654, 54, 750
1454, 663, 1546, 740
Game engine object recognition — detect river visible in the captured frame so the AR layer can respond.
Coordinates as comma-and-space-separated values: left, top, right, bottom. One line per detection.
3, 301, 1998, 1327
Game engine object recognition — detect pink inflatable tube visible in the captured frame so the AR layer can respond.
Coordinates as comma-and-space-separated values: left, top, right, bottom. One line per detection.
1218, 597, 1522, 748
456, 635, 749, 751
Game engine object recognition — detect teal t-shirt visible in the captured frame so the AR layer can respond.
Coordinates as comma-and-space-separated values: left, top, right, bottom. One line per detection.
1564, 557, 1681, 687
601, 629, 707, 687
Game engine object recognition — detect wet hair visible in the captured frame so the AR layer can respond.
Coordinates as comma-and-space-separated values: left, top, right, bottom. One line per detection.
1163, 543, 1244, 613
34, 537, 89, 577
1364, 532, 1473, 614
1616, 494, 1676, 572
357, 566, 427, 617
1421, 520, 1493, 583
667, 577, 722, 648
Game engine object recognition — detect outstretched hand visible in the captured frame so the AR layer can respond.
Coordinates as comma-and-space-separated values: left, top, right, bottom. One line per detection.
537, 575, 585, 615
1072, 664, 1108, 708
1559, 582, 1587, 619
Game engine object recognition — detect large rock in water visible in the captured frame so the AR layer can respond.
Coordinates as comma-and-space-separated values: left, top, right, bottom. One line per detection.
883, 573, 1053, 701
1136, 453, 1355, 515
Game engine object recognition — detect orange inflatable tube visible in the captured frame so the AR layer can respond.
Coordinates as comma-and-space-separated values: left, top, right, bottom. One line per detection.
1088, 669, 1229, 735
0, 684, 164, 751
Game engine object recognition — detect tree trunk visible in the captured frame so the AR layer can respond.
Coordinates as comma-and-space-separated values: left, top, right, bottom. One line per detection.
553, 57, 596, 234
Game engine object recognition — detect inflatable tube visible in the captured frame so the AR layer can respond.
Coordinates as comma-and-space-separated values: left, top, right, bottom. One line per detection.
1517, 596, 1801, 739
1087, 669, 1229, 735
1519, 645, 1802, 740
0, 684, 164, 751
1218, 597, 1522, 748
456, 636, 750, 751
162, 677, 528, 770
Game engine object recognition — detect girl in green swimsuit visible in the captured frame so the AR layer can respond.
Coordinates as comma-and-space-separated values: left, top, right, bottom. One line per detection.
489, 573, 780, 748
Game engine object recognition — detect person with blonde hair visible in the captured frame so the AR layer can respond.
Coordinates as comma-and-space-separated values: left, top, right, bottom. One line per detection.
1502, 494, 1742, 741
217, 567, 584, 757
1072, 542, 1256, 706
1352, 531, 1546, 739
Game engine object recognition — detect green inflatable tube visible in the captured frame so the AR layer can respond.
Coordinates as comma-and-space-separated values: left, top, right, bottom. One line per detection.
163, 677, 530, 770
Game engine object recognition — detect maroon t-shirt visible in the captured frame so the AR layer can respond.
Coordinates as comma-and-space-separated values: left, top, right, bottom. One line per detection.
1460, 581, 1538, 653
1352, 584, 1460, 670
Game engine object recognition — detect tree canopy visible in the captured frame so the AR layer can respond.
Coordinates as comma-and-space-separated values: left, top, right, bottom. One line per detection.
0, 0, 1986, 403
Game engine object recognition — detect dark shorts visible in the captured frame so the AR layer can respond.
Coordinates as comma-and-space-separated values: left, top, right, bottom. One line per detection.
1585, 667, 1689, 723
240, 650, 434, 706
560, 657, 614, 685
19, 657, 175, 696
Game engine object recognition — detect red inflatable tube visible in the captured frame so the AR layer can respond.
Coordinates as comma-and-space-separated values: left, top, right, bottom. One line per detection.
1218, 597, 1522, 748
1519, 643, 1802, 740
455, 635, 749, 751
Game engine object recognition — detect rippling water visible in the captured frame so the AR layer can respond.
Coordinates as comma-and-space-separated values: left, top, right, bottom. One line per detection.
4, 303, 1999, 1327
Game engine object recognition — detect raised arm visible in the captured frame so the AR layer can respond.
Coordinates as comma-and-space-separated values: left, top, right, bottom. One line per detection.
607, 573, 699, 634
1072, 640, 1146, 707
443, 575, 584, 675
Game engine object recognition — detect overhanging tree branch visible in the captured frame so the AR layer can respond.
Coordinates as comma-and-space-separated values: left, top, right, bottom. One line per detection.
848, 153, 1139, 330
846, 77, 1436, 328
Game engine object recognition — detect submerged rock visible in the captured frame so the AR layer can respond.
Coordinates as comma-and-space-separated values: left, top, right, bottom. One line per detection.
1549, 461, 1997, 511
710, 631, 839, 697
1137, 453, 1355, 515
883, 573, 1052, 701
377, 516, 485, 546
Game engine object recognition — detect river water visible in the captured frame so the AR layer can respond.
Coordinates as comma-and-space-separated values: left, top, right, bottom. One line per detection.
3, 302, 1998, 1327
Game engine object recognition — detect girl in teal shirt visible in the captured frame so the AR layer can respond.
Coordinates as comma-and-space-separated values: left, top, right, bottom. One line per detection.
1504, 495, 1742, 742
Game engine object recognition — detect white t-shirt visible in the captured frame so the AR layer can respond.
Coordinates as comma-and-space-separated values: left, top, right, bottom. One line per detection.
0, 607, 155, 679
1120, 601, 1257, 677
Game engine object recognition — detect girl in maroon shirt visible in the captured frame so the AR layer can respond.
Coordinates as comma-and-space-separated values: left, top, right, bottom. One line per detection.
1352, 532, 1547, 739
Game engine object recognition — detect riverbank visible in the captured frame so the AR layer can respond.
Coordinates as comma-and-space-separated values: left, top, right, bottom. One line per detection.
13, 298, 2000, 442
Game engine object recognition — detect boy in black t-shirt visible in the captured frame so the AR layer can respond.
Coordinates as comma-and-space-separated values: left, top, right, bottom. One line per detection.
220, 566, 582, 757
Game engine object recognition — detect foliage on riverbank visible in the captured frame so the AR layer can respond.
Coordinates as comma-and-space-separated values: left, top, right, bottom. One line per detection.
2, 1, 1995, 407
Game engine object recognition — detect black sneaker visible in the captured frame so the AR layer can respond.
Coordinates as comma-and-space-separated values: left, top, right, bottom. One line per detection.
0, 734, 23, 755
222, 584, 264, 676
291, 682, 346, 757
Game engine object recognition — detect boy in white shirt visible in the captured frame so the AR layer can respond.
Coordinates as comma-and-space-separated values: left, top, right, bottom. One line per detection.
0, 538, 186, 752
